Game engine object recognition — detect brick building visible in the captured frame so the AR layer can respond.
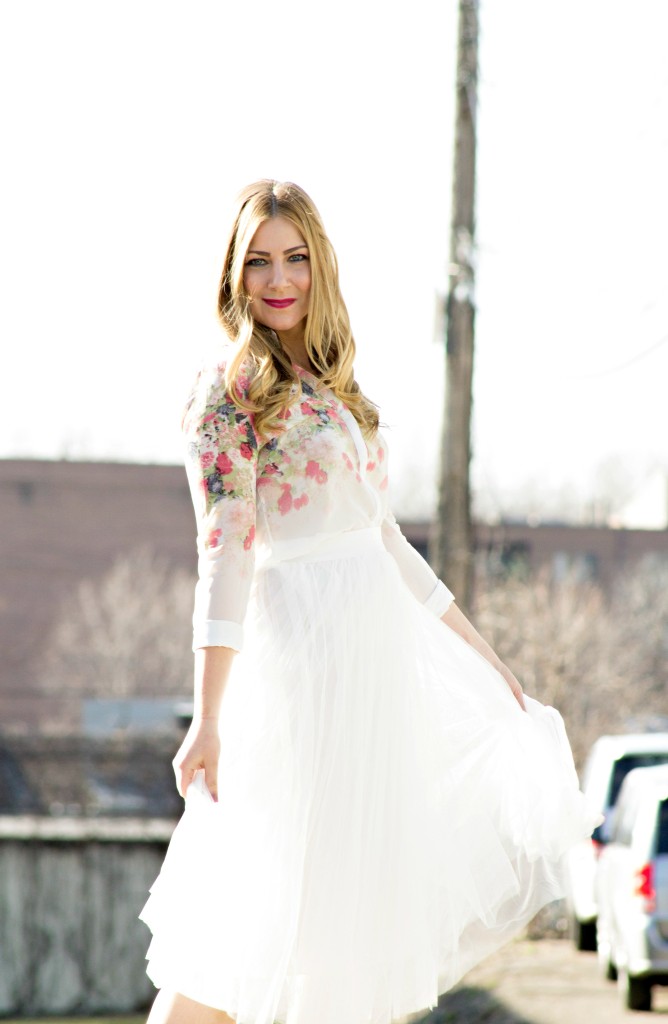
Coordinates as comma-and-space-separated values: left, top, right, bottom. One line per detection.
0, 459, 194, 736
474, 521, 668, 588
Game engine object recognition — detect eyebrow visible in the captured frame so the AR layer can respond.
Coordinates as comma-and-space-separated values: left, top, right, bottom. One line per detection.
247, 244, 309, 256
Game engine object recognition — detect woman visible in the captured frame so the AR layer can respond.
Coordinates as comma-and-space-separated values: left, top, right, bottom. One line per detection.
141, 180, 597, 1024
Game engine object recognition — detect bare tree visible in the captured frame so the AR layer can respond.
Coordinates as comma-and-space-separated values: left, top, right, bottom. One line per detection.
42, 548, 194, 700
611, 555, 668, 712
590, 455, 640, 525
473, 557, 668, 768
471, 455, 658, 528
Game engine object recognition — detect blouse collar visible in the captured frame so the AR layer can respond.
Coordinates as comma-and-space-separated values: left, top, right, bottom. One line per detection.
292, 362, 340, 408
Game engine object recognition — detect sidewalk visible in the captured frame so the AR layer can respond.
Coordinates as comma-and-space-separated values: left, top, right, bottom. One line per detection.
413, 937, 668, 1024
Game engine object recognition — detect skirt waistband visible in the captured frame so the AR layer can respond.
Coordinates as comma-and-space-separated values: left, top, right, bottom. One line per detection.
257, 527, 384, 569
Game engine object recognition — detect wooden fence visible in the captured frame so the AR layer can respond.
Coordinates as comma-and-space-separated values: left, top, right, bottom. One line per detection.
0, 815, 174, 1016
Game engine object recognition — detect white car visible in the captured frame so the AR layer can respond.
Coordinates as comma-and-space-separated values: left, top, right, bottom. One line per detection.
595, 764, 668, 1011
565, 733, 668, 951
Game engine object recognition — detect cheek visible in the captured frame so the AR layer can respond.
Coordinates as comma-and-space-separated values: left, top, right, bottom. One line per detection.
244, 272, 267, 304
298, 266, 312, 296
249, 294, 265, 320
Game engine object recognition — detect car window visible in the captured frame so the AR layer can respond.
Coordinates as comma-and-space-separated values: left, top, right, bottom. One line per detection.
608, 754, 668, 806
658, 800, 668, 855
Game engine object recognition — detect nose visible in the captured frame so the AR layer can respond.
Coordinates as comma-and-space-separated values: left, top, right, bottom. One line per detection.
268, 260, 288, 290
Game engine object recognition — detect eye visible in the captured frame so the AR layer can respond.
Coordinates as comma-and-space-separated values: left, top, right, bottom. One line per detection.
245, 257, 267, 267
288, 253, 309, 263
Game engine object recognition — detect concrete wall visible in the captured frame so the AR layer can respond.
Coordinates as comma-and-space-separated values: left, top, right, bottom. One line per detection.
0, 817, 174, 1016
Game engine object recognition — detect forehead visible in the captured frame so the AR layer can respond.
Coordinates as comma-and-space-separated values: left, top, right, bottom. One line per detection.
247, 215, 306, 253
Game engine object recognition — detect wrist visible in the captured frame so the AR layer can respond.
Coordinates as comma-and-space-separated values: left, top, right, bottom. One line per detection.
191, 712, 220, 726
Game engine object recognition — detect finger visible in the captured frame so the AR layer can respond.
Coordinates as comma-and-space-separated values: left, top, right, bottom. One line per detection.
182, 767, 198, 797
204, 764, 219, 803
175, 764, 196, 799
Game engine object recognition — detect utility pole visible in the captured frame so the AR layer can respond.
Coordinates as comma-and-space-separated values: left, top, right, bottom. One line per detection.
432, 0, 479, 611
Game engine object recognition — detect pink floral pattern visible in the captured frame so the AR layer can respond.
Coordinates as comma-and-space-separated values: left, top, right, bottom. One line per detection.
183, 358, 450, 651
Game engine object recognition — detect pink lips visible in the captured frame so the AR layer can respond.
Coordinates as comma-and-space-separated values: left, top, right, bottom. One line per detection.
263, 298, 296, 309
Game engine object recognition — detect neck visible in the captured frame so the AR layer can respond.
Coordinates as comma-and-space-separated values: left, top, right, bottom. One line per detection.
277, 334, 311, 372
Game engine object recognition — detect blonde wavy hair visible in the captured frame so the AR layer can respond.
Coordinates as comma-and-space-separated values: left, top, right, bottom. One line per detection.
217, 180, 379, 439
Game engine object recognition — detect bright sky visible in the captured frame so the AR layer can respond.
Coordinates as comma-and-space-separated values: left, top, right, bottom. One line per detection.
1, 0, 666, 520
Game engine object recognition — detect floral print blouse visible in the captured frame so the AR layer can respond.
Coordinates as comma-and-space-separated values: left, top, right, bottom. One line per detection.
183, 357, 454, 652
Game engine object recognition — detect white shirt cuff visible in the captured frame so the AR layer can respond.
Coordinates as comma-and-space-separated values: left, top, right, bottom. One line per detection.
424, 580, 455, 617
192, 618, 243, 653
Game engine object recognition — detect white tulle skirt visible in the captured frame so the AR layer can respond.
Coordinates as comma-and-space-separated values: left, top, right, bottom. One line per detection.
140, 527, 597, 1024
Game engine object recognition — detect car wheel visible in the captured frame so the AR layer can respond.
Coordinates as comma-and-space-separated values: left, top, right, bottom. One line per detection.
573, 917, 597, 952
619, 969, 652, 1012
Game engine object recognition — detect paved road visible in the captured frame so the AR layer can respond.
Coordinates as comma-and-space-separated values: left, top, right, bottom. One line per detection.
414, 938, 668, 1024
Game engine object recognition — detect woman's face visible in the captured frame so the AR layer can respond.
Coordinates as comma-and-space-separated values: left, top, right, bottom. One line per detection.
243, 216, 311, 347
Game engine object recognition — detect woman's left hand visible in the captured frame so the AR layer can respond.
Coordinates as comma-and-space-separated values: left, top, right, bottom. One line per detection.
497, 663, 526, 711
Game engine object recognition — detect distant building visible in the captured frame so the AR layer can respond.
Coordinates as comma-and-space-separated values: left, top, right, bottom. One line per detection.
474, 521, 668, 589
406, 520, 668, 591
0, 459, 194, 735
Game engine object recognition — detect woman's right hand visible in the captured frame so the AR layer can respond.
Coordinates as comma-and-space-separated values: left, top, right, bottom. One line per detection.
172, 717, 221, 801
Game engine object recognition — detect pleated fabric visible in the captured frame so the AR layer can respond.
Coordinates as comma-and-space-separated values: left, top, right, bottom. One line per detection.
141, 529, 598, 1024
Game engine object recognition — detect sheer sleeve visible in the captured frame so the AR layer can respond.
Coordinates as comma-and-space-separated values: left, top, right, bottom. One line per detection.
381, 512, 455, 616
183, 368, 259, 653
